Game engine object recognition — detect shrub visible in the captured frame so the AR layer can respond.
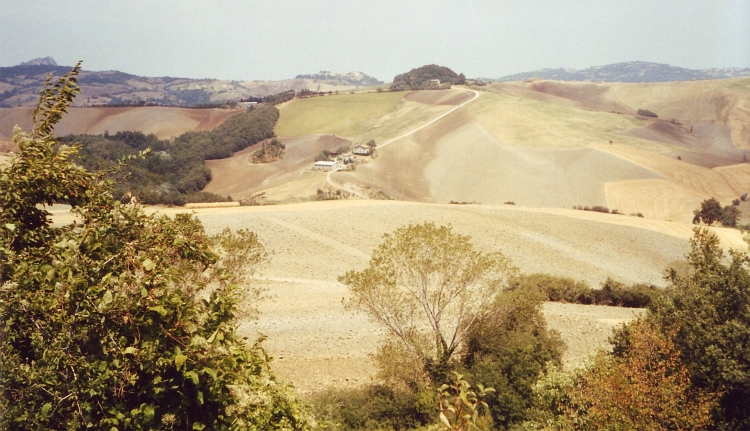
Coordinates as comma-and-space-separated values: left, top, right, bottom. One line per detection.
637, 108, 658, 118
510, 274, 662, 308
0, 62, 310, 431
462, 285, 564, 428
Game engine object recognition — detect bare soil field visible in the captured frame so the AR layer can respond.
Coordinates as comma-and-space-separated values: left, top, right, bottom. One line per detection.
338, 107, 659, 207
0, 106, 239, 140
204, 134, 350, 201
135, 200, 711, 392
47, 200, 745, 392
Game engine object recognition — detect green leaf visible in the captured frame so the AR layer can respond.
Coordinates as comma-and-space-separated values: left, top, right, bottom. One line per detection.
192, 423, 206, 430
175, 354, 187, 368
4, 223, 15, 231
40, 402, 52, 416
185, 370, 199, 385
149, 305, 167, 317
103, 290, 113, 305
124, 347, 138, 355
142, 258, 156, 271
143, 405, 154, 422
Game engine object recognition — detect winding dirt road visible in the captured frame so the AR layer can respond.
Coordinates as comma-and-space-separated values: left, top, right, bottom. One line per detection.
325, 88, 480, 197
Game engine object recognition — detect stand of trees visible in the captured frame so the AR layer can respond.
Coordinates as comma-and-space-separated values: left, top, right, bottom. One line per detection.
390, 64, 466, 91
60, 104, 279, 205
692, 197, 741, 227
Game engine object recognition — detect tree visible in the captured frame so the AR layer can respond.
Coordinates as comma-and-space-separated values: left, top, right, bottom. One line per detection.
556, 319, 717, 430
461, 284, 565, 428
0, 63, 310, 430
693, 197, 723, 226
339, 223, 516, 381
649, 228, 750, 429
722, 205, 741, 227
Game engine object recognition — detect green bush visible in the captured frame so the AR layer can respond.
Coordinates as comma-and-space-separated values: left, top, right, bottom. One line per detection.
511, 274, 662, 308
462, 283, 565, 429
311, 385, 434, 431
0, 63, 310, 431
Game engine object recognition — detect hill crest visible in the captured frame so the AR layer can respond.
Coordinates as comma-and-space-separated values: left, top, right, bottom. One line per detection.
496, 61, 750, 83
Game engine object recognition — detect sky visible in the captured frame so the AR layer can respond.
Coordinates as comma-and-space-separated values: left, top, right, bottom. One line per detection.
1, 0, 748, 82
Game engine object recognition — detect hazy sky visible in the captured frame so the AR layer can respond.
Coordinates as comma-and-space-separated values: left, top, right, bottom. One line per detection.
1, 0, 748, 82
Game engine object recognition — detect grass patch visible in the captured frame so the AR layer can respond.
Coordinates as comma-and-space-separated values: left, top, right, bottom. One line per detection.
275, 92, 405, 138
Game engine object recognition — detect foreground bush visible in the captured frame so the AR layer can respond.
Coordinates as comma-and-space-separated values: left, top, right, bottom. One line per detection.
0, 63, 309, 430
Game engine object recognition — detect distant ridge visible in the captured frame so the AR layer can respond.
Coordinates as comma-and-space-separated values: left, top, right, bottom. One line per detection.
496, 61, 750, 83
294, 71, 383, 86
0, 62, 382, 108
17, 56, 57, 67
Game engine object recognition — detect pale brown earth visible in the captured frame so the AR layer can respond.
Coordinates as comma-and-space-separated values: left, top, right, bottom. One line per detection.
0, 106, 239, 140
89, 200, 738, 393
45, 200, 746, 392
204, 135, 351, 202
338, 107, 660, 207
207, 80, 750, 225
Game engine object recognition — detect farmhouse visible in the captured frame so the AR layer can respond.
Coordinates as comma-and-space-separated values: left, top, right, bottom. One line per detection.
313, 161, 343, 171
430, 78, 441, 86
238, 101, 257, 109
352, 145, 371, 155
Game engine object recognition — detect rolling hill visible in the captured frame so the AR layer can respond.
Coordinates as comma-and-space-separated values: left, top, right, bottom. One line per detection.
496, 61, 750, 83
204, 77, 750, 224
0, 58, 382, 108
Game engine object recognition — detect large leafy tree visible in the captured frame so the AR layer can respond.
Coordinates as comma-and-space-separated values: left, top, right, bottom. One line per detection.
650, 228, 750, 430
557, 319, 716, 430
0, 63, 310, 430
339, 222, 516, 381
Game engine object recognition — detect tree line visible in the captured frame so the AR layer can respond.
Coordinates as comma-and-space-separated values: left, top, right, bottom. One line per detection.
60, 104, 279, 205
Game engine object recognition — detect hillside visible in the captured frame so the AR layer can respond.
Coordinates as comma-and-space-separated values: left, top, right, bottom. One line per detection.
204, 77, 750, 224
0, 58, 382, 108
71, 199, 739, 391
0, 106, 240, 142
497, 61, 750, 83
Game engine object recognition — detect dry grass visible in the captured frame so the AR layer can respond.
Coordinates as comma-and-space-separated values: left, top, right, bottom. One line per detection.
274, 92, 406, 139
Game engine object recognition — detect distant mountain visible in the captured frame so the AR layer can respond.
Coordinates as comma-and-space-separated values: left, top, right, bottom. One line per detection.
0, 60, 382, 108
497, 62, 750, 83
18, 56, 57, 66
294, 71, 383, 86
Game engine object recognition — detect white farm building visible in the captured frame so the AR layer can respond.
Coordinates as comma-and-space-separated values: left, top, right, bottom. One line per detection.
352, 145, 372, 155
313, 161, 343, 171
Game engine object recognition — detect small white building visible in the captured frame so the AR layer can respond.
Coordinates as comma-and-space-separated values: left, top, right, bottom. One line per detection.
238, 101, 257, 109
352, 145, 372, 155
313, 161, 343, 171
430, 78, 441, 86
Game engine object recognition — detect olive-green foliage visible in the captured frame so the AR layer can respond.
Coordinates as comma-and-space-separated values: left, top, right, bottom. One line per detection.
0, 63, 310, 430
339, 223, 517, 382
310, 339, 435, 431
390, 64, 465, 91
692, 197, 725, 226
462, 285, 565, 429
649, 228, 750, 430
62, 104, 279, 205
311, 385, 435, 431
512, 273, 662, 308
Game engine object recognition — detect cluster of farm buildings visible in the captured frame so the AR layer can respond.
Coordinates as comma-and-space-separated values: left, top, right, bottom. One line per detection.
313, 144, 373, 171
